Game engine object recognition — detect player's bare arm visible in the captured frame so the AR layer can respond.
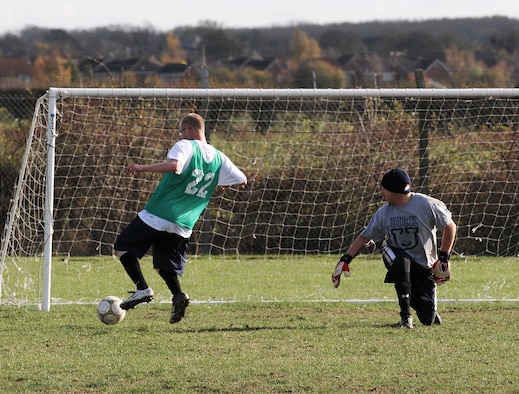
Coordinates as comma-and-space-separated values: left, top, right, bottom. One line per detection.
126, 159, 181, 175
440, 219, 457, 253
218, 179, 248, 190
346, 236, 373, 258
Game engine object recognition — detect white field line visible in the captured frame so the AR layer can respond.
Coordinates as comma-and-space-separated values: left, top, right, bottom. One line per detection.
23, 298, 519, 307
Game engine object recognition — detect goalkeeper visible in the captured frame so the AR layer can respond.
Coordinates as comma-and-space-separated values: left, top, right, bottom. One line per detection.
114, 113, 247, 323
333, 167, 456, 328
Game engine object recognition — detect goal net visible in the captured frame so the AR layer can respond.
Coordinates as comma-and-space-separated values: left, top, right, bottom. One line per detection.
2, 88, 519, 307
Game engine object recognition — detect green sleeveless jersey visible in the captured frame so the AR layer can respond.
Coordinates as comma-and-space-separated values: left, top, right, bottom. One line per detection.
144, 141, 222, 229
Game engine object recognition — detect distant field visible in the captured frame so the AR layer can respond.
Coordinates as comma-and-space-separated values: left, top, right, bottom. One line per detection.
1, 255, 518, 393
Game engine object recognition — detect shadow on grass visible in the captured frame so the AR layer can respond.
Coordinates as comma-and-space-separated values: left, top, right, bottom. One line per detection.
177, 324, 313, 333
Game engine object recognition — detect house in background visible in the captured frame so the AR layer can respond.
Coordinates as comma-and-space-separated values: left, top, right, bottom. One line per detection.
91, 56, 164, 85
226, 51, 289, 87
157, 62, 193, 85
0, 52, 452, 90
79, 55, 194, 86
0, 58, 34, 88
422, 59, 453, 87
340, 53, 453, 88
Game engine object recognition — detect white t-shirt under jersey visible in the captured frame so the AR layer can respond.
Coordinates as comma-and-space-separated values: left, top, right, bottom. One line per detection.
138, 139, 246, 237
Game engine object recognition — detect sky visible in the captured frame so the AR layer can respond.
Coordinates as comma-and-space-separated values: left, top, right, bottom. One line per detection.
2, 0, 519, 34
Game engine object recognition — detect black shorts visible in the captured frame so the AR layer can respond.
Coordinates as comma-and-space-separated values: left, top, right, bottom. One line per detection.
384, 252, 437, 323
114, 216, 189, 276
408, 262, 437, 319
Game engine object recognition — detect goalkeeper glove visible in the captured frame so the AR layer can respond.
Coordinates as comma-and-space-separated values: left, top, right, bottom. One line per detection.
432, 251, 451, 285
332, 254, 353, 288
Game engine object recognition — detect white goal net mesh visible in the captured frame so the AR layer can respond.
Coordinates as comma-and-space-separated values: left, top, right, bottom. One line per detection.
1, 88, 519, 305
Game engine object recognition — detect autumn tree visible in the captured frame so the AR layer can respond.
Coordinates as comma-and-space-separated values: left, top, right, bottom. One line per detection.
289, 28, 321, 62
161, 31, 187, 63
32, 47, 73, 87
444, 46, 514, 87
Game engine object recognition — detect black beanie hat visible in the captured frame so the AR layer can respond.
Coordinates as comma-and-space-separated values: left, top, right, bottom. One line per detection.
381, 167, 411, 194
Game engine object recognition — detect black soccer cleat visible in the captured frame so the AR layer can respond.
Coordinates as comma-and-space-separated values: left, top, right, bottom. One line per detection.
170, 292, 190, 324
120, 288, 154, 310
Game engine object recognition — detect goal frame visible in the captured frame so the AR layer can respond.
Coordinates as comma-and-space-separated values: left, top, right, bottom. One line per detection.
4, 86, 519, 311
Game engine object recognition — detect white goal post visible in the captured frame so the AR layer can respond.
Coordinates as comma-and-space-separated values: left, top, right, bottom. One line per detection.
2, 87, 519, 310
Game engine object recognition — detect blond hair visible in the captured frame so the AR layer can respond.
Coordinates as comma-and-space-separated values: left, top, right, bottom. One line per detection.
180, 113, 204, 130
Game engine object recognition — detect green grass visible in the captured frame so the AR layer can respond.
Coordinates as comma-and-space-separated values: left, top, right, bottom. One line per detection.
1, 255, 519, 393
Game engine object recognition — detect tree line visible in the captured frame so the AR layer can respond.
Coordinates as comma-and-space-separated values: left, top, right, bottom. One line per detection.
1, 17, 519, 88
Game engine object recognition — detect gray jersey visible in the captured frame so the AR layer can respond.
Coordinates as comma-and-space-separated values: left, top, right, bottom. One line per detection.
360, 193, 452, 268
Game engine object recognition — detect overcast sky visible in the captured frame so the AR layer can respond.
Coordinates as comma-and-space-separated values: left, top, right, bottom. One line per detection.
2, 0, 518, 34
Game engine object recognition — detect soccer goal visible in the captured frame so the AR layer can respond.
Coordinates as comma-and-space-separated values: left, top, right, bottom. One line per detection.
2, 87, 519, 309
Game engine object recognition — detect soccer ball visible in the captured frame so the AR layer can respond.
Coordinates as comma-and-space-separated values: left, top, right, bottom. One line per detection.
96, 296, 126, 325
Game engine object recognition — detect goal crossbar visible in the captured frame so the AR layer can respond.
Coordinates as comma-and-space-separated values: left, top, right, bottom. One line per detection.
51, 87, 519, 99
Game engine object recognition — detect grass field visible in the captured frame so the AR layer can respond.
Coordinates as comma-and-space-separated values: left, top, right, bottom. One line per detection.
1, 255, 519, 393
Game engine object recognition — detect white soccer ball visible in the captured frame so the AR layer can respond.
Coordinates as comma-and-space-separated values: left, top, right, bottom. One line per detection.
96, 295, 126, 325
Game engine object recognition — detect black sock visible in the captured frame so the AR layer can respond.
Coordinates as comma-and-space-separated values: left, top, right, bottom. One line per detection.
157, 269, 182, 297
120, 252, 148, 290
395, 281, 411, 316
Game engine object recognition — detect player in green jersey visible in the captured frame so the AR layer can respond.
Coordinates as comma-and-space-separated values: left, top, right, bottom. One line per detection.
114, 113, 247, 323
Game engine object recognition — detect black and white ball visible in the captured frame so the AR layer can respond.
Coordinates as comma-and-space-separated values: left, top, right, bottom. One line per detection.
96, 296, 126, 325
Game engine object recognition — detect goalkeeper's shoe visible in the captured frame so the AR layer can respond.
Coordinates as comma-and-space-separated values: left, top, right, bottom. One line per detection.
170, 292, 190, 324
396, 314, 413, 329
120, 287, 154, 310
